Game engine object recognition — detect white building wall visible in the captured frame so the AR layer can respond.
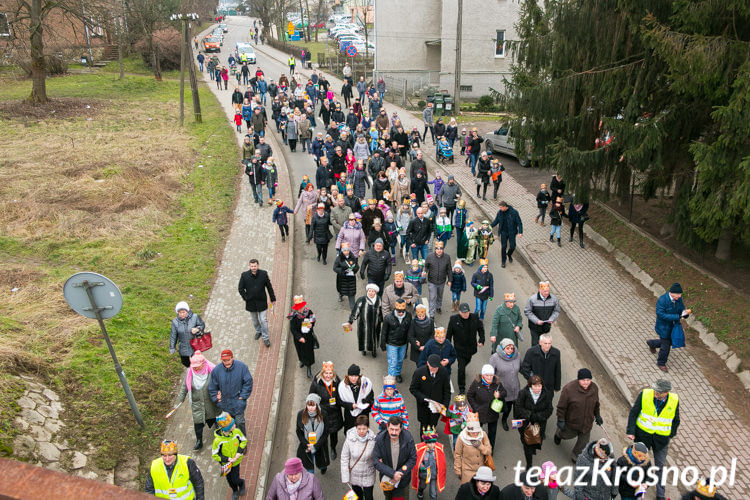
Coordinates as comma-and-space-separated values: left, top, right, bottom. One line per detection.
373, 0, 442, 75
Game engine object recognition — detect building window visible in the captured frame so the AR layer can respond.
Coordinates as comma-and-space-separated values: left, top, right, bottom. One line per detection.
460, 85, 472, 92
0, 13, 10, 37
495, 30, 505, 57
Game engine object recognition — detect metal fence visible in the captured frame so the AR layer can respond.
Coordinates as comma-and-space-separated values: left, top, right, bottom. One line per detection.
373, 71, 441, 110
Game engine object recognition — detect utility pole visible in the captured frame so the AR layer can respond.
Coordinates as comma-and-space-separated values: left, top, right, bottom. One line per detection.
453, 0, 463, 113
117, 0, 125, 80
185, 20, 202, 123
171, 12, 201, 125
179, 18, 186, 126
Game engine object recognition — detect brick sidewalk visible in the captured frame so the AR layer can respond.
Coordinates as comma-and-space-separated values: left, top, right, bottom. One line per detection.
257, 42, 750, 496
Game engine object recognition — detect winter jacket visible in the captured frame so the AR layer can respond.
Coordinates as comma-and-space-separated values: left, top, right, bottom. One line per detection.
340, 427, 377, 487
309, 375, 344, 433
294, 188, 319, 220
422, 106, 434, 125
381, 311, 412, 349
353, 140, 370, 161
391, 178, 411, 207
257, 142, 272, 162
424, 251, 452, 285
353, 169, 370, 199
367, 226, 390, 250
490, 205, 523, 236
371, 390, 409, 429
520, 344, 562, 391
285, 119, 298, 141
514, 386, 554, 449
548, 201, 566, 226
336, 222, 367, 257
295, 410, 330, 471
170, 311, 206, 357
456, 480, 502, 500
550, 175, 566, 196
242, 141, 255, 160
315, 163, 333, 189
372, 429, 417, 491
372, 177, 390, 202
207, 359, 253, 417
524, 292, 561, 335
360, 248, 392, 282
573, 441, 618, 500
466, 375, 505, 425
450, 271, 467, 293
310, 211, 332, 244
654, 291, 686, 339
417, 339, 457, 373
557, 380, 601, 433
250, 111, 265, 132
367, 155, 386, 177
381, 282, 420, 317
476, 158, 491, 183
311, 137, 325, 160
238, 269, 276, 312
409, 365, 452, 423
333, 252, 359, 297
568, 202, 589, 224
445, 312, 485, 359
470, 269, 494, 300
176, 369, 220, 425
408, 317, 435, 363
490, 303, 524, 349
536, 189, 551, 208
615, 454, 652, 499
489, 349, 521, 402
438, 182, 462, 207
245, 159, 265, 186
453, 430, 491, 484
406, 216, 432, 246
265, 470, 323, 500
411, 176, 430, 204
272, 206, 293, 226
410, 159, 427, 180
329, 204, 352, 235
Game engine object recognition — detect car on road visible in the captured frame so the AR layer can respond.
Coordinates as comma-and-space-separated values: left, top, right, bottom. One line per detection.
235, 42, 256, 64
219, 23, 228, 33
203, 36, 221, 53
484, 125, 532, 167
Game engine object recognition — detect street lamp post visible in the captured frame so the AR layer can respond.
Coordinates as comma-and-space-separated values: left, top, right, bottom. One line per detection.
170, 13, 202, 126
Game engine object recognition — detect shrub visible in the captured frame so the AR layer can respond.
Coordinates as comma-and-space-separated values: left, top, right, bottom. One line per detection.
418, 100, 426, 109
134, 28, 182, 71
17, 55, 68, 76
476, 95, 495, 112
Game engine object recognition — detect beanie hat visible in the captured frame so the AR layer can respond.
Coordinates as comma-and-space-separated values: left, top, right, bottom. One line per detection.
374, 238, 384, 246
577, 368, 593, 380
669, 282, 683, 294
481, 364, 494, 376
499, 338, 515, 351
305, 393, 321, 406
539, 461, 557, 480
175, 301, 190, 313
284, 457, 303, 475
347, 364, 361, 376
216, 412, 234, 431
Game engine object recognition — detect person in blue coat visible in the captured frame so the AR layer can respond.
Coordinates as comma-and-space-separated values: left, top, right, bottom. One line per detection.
418, 327, 457, 374
470, 259, 494, 320
490, 201, 523, 268
208, 350, 254, 438
646, 282, 691, 372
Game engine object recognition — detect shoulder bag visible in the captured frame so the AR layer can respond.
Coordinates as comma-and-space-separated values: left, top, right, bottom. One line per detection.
523, 422, 542, 446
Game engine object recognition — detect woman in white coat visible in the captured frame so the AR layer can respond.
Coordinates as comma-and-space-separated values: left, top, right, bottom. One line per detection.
340, 414, 377, 500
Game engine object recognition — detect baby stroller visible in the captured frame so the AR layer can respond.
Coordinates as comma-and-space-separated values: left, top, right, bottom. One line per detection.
437, 140, 454, 164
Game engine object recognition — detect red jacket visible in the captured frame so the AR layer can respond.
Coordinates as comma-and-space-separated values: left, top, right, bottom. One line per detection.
411, 442, 446, 492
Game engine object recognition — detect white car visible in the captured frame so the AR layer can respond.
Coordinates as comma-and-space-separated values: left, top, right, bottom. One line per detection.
350, 40, 375, 53
484, 126, 532, 167
219, 23, 228, 33
235, 42, 256, 64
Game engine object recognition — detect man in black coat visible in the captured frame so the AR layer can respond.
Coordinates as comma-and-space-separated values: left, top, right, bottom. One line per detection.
360, 238, 392, 295
446, 303, 486, 393
380, 299, 411, 383
490, 201, 523, 268
406, 207, 432, 261
409, 354, 451, 431
371, 416, 417, 497
520, 334, 562, 392
315, 156, 333, 189
237, 259, 276, 347
244, 154, 266, 206
499, 478, 546, 500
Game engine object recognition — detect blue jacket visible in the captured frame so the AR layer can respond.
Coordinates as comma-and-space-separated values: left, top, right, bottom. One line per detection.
257, 79, 268, 93
654, 292, 685, 339
208, 359, 254, 416
450, 271, 466, 293
417, 339, 457, 373
241, 105, 252, 122
272, 206, 293, 226
310, 138, 325, 160
491, 205, 523, 236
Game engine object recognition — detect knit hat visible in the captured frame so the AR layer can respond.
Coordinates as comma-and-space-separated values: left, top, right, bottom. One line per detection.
347, 364, 361, 376
473, 466, 495, 482
499, 338, 515, 351
626, 442, 649, 464
284, 457, 304, 475
366, 283, 380, 293
427, 354, 441, 367
577, 368, 592, 380
216, 412, 235, 431
175, 301, 190, 313
539, 461, 557, 480
448, 175, 455, 181
373, 238, 384, 246
669, 282, 683, 294
453, 260, 463, 270
305, 393, 321, 406
652, 379, 672, 392
481, 364, 494, 376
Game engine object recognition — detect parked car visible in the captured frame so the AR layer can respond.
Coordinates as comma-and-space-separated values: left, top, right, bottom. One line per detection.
235, 42, 256, 64
484, 125, 532, 167
203, 36, 221, 53
219, 23, 228, 33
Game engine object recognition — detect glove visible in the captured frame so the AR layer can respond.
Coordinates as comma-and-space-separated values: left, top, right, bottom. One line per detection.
301, 327, 310, 333
169, 348, 176, 355
595, 415, 603, 426
557, 420, 565, 431
489, 297, 493, 301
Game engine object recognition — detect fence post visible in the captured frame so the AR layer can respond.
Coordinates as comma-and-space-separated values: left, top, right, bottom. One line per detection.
402, 79, 407, 108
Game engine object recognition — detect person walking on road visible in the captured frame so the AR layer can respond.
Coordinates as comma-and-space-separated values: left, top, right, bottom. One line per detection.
626, 379, 680, 500
568, 200, 589, 248
470, 259, 494, 320
145, 440, 205, 499
489, 339, 521, 431
338, 364, 374, 432
238, 258, 276, 347
523, 281, 561, 346
515, 374, 554, 469
371, 375, 410, 431
411, 426, 448, 499
424, 241, 452, 317
360, 238, 392, 294
211, 412, 248, 499
455, 466, 502, 499
417, 326, 457, 374
296, 393, 331, 475
289, 295, 318, 378
410, 353, 451, 432
340, 415, 377, 500
647, 282, 691, 373
174, 351, 220, 451
408, 304, 434, 364
348, 284, 383, 357
372, 416, 417, 500
466, 365, 504, 454
288, 54, 296, 75
489, 292, 523, 350
490, 201, 523, 268
310, 202, 333, 264
520, 334, 562, 393
422, 102, 435, 143
614, 442, 651, 500
446, 303, 485, 393
381, 299, 412, 383
309, 361, 344, 460
572, 438, 618, 500
554, 368, 602, 462
453, 412, 492, 484
208, 350, 253, 438
170, 301, 206, 367
333, 243, 360, 310
266, 457, 323, 500
381, 270, 420, 317
406, 207, 432, 260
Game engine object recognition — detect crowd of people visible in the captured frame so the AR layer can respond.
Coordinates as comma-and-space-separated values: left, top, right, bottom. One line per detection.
145, 25, 721, 500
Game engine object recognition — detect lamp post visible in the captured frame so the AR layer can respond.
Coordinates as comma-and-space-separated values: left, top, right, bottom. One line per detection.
170, 12, 202, 125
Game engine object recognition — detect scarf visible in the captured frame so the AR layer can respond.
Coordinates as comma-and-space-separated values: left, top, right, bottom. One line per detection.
459, 428, 483, 446
285, 476, 302, 498
414, 316, 431, 328
530, 388, 541, 404
366, 295, 378, 306
185, 360, 215, 391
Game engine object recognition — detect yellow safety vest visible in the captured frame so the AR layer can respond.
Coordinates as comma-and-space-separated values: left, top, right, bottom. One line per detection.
150, 455, 195, 499
289, 57, 295, 66
636, 389, 678, 436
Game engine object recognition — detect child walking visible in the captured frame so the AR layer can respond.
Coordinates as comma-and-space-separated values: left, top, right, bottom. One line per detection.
272, 200, 293, 242
548, 196, 566, 247
211, 412, 247, 498
405, 258, 426, 295
450, 260, 467, 312
233, 110, 242, 132
535, 183, 551, 226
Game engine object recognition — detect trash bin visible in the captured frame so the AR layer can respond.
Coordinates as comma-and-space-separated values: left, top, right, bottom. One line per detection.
426, 93, 435, 105
443, 96, 453, 115
434, 95, 444, 116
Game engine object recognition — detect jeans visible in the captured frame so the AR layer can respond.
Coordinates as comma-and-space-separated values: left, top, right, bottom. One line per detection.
500, 233, 517, 264
456, 355, 472, 392
537, 205, 547, 223
451, 291, 462, 303
386, 344, 407, 376
249, 310, 269, 341
417, 478, 438, 500
470, 152, 479, 175
198, 62, 204, 72
411, 243, 428, 260
250, 183, 263, 204
259, 91, 266, 105
301, 137, 312, 152
268, 184, 276, 200
647, 337, 672, 366
474, 298, 488, 319
550, 224, 561, 239
428, 283, 445, 317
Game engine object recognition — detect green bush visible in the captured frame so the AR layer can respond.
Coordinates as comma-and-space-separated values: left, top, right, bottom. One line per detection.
476, 95, 495, 112
418, 100, 426, 108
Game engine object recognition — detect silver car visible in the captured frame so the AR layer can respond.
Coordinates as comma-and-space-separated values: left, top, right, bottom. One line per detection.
484, 126, 531, 167
235, 42, 256, 64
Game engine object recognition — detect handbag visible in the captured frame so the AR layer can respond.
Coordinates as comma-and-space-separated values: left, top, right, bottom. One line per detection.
474, 176, 482, 186
189, 329, 212, 352
523, 423, 542, 446
671, 322, 685, 349
312, 331, 320, 349
483, 453, 496, 471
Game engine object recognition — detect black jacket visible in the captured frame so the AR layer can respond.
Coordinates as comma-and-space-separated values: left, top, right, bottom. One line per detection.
411, 176, 430, 204
372, 429, 417, 491
424, 251, 452, 285
408, 317, 435, 362
446, 313, 485, 358
380, 311, 412, 349
316, 163, 333, 189
491, 206, 523, 236
514, 386, 554, 447
568, 202, 589, 224
550, 175, 566, 196
331, 153, 347, 177
372, 177, 390, 202
238, 269, 276, 312
456, 480, 501, 500
409, 365, 451, 423
410, 159, 427, 180
245, 159, 265, 186
499, 483, 546, 500
309, 375, 344, 433
360, 248, 392, 282
406, 217, 432, 246
333, 252, 359, 297
145, 456, 205, 499
295, 410, 330, 471
520, 345, 562, 391
467, 375, 505, 425
310, 211, 332, 244
368, 156, 386, 177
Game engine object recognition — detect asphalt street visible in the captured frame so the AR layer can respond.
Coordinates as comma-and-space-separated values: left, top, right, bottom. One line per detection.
215, 16, 647, 499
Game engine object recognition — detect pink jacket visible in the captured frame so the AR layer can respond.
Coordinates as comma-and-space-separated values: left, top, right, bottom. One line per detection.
265, 470, 323, 500
336, 222, 366, 257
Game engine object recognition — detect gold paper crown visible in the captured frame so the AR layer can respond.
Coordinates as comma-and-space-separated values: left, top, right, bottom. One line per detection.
434, 327, 446, 336
322, 361, 335, 371
394, 270, 405, 278
466, 412, 480, 423
696, 478, 717, 498
383, 375, 396, 386
504, 292, 516, 301
454, 394, 466, 403
160, 440, 178, 455
434, 241, 444, 248
479, 259, 488, 266
368, 199, 377, 204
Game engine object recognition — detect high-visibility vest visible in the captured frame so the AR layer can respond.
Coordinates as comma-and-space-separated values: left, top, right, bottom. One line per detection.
150, 455, 195, 499
636, 389, 678, 436
289, 57, 295, 66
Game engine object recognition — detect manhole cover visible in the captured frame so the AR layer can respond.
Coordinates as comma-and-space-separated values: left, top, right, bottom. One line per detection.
525, 242, 552, 255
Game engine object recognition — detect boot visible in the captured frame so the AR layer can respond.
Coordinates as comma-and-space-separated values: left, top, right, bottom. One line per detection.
557, 238, 561, 247
540, 221, 545, 227
193, 438, 203, 450
306, 366, 312, 378
569, 234, 573, 242
535, 216, 539, 224
579, 236, 585, 248
549, 235, 553, 242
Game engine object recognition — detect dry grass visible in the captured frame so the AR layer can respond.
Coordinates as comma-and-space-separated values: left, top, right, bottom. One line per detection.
0, 100, 190, 244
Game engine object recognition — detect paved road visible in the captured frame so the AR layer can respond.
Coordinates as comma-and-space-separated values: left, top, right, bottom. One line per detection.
217, 16, 652, 500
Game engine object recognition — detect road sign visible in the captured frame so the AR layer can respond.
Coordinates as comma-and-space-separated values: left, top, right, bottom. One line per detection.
346, 45, 357, 57
287, 21, 295, 36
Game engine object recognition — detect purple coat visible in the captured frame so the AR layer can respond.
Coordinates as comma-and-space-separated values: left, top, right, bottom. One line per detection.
336, 221, 366, 257
265, 470, 323, 500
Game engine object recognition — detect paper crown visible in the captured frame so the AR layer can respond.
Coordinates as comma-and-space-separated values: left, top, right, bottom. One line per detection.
539, 281, 551, 290
454, 394, 466, 403
434, 327, 446, 336
696, 478, 717, 498
393, 270, 404, 278
383, 375, 396, 387
479, 259, 488, 266
368, 199, 377, 204
504, 292, 516, 301
322, 361, 335, 372
421, 426, 438, 442
434, 241, 444, 248
160, 440, 178, 455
